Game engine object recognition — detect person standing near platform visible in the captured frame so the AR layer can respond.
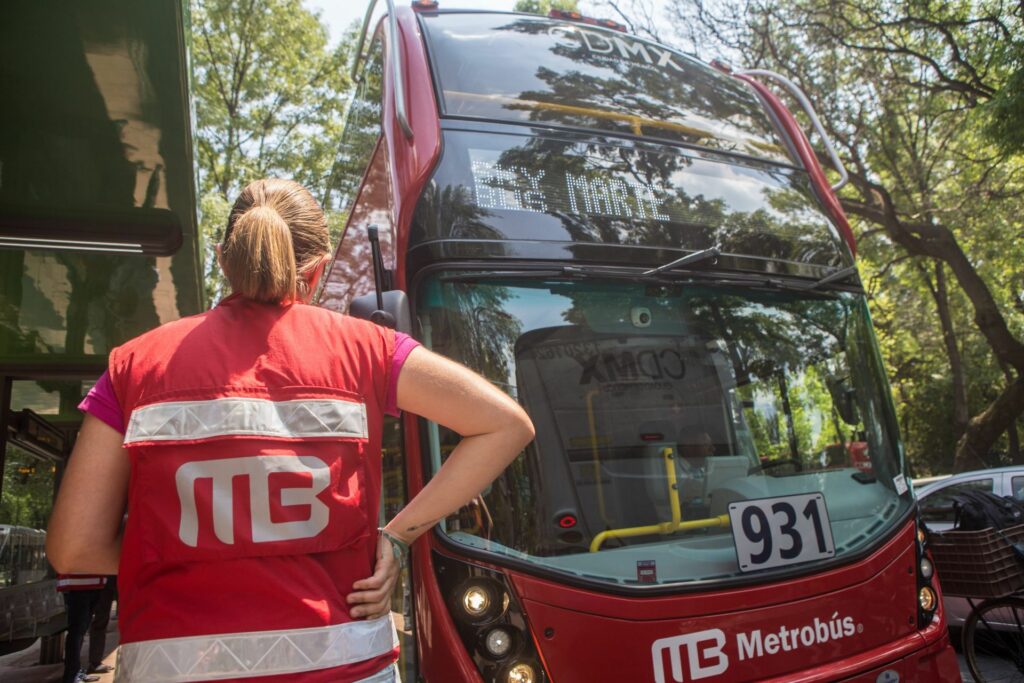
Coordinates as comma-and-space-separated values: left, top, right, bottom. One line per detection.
86, 575, 117, 675
56, 573, 106, 683
46, 178, 535, 683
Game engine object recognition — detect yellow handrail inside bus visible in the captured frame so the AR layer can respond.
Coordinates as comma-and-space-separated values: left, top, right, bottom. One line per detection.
446, 90, 716, 140
585, 388, 612, 527
589, 446, 730, 552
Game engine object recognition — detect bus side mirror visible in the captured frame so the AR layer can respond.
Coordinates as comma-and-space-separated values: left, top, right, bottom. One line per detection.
350, 290, 412, 335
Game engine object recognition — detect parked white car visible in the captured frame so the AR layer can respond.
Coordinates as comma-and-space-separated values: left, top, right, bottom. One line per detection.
916, 465, 1024, 627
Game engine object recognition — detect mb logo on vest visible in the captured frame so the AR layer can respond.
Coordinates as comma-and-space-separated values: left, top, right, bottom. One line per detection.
652, 629, 729, 682
176, 455, 330, 547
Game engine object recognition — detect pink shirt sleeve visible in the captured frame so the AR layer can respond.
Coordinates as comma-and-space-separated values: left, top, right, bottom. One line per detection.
78, 371, 126, 434
385, 332, 421, 417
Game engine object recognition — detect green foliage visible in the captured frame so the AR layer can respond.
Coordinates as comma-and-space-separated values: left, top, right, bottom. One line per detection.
514, 0, 580, 15
644, 0, 1024, 473
191, 0, 352, 305
0, 447, 55, 529
986, 65, 1024, 154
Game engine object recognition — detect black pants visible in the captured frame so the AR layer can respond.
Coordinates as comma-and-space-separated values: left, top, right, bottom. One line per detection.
63, 590, 101, 683
88, 576, 117, 670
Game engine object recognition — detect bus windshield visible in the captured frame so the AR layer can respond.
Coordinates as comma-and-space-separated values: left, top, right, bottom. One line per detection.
419, 275, 912, 588
420, 12, 791, 163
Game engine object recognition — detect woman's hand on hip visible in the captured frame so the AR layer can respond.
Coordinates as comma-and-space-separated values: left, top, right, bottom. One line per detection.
347, 533, 401, 619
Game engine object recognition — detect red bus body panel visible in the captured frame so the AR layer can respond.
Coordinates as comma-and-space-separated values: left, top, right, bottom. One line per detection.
508, 521, 953, 682
382, 6, 442, 290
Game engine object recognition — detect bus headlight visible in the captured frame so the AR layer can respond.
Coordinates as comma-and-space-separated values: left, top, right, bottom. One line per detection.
919, 557, 934, 580
463, 585, 492, 616
919, 586, 937, 612
455, 579, 508, 624
435, 553, 549, 682
485, 627, 514, 658
506, 662, 536, 683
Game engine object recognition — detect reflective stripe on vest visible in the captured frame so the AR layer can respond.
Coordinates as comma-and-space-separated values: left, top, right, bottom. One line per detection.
115, 615, 397, 682
124, 397, 368, 445
358, 664, 401, 683
56, 576, 107, 591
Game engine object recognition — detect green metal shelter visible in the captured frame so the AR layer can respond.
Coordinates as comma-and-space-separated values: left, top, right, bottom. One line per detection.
0, 0, 202, 654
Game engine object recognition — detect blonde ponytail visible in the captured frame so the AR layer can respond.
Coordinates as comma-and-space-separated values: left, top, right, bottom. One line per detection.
222, 206, 297, 304
222, 179, 332, 305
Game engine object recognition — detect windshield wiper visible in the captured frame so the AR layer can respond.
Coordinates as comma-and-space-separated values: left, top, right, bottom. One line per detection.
442, 265, 686, 283
440, 270, 564, 282
799, 265, 860, 291
642, 246, 721, 276
438, 260, 860, 292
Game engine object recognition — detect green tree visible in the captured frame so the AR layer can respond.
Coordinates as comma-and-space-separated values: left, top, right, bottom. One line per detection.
0, 447, 56, 529
609, 0, 1024, 472
986, 63, 1024, 154
191, 0, 352, 305
514, 0, 580, 15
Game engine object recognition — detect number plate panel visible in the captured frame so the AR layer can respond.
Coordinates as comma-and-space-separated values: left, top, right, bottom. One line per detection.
728, 493, 835, 573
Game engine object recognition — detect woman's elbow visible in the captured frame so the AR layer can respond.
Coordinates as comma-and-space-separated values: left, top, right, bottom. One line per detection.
508, 405, 536, 450
46, 525, 92, 573
46, 535, 74, 574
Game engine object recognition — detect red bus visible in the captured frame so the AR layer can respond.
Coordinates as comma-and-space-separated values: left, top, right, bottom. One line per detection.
321, 3, 960, 681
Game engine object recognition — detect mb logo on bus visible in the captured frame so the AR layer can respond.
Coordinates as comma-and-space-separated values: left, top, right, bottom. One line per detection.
651, 629, 729, 682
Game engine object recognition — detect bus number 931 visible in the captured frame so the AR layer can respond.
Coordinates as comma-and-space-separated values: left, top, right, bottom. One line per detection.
729, 494, 836, 572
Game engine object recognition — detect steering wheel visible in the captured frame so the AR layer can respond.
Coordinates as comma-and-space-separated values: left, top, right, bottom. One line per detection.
748, 458, 804, 476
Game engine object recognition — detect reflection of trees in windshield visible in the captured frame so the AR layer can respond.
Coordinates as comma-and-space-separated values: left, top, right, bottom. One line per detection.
424, 279, 905, 574
424, 280, 541, 554
471, 18, 785, 160
412, 185, 502, 242
426, 280, 521, 393
687, 292, 896, 482
414, 131, 843, 267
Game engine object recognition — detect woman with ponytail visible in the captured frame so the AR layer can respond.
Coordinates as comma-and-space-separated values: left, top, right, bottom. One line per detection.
47, 179, 535, 683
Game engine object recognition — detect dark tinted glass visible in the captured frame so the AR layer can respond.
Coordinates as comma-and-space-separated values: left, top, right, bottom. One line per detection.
413, 129, 846, 268
0, 1, 203, 369
420, 276, 910, 586
421, 13, 790, 162
0, 0, 196, 254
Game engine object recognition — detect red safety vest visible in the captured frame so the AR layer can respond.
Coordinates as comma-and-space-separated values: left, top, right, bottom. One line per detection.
108, 294, 398, 683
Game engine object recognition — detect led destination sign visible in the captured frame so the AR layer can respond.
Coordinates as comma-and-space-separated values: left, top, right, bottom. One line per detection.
471, 150, 675, 223
412, 130, 846, 268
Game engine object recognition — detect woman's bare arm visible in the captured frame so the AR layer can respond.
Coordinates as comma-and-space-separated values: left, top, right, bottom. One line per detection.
348, 348, 532, 618
386, 346, 534, 542
46, 414, 129, 574
349, 345, 533, 618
